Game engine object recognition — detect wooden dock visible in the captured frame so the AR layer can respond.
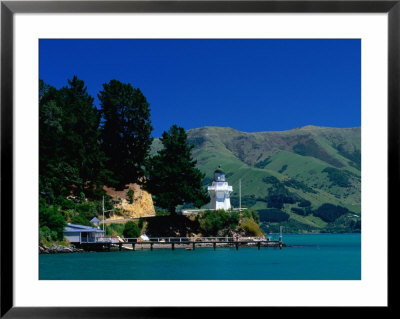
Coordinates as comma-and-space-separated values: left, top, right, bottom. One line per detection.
77, 236, 285, 251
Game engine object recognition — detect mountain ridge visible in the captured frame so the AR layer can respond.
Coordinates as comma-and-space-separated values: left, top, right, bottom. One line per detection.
151, 125, 361, 233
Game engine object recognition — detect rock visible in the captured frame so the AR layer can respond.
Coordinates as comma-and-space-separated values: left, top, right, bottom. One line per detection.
39, 245, 49, 254
39, 243, 84, 254
103, 183, 156, 218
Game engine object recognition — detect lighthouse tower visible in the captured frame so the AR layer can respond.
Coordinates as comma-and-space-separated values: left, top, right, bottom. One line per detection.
207, 166, 233, 210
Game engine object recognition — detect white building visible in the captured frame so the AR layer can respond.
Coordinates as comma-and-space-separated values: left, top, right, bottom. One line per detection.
207, 166, 233, 210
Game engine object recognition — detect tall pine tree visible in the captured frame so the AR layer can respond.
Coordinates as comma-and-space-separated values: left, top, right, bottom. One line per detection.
144, 125, 210, 214
39, 80, 66, 199
99, 80, 153, 188
39, 76, 106, 198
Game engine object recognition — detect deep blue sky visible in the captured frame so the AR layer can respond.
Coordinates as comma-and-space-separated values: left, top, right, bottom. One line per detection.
39, 39, 361, 138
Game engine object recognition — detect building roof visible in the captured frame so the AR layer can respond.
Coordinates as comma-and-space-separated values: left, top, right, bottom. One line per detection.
90, 217, 101, 223
64, 223, 105, 233
214, 165, 224, 174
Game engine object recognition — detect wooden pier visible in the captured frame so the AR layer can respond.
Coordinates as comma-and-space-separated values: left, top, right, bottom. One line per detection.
78, 236, 285, 251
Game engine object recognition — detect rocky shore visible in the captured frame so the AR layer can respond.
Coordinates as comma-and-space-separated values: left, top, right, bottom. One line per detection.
39, 243, 84, 254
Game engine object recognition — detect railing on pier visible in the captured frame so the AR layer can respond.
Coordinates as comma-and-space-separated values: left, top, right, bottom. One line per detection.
181, 208, 246, 215
84, 236, 270, 244
146, 236, 237, 243
78, 235, 283, 251
80, 238, 98, 243
89, 237, 120, 244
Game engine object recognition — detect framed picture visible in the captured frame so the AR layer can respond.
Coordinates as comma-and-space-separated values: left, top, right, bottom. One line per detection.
1, 0, 394, 316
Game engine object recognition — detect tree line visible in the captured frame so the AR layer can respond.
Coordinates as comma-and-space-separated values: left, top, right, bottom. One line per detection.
39, 76, 209, 240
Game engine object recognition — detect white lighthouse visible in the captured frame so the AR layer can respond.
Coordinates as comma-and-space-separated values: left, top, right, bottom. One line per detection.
207, 166, 233, 210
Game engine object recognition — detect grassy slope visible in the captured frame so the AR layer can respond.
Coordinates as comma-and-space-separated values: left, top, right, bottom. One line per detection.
151, 125, 361, 232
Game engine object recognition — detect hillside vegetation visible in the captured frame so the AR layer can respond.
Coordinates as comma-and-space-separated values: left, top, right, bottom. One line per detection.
39, 77, 209, 244
39, 77, 360, 239
152, 125, 361, 233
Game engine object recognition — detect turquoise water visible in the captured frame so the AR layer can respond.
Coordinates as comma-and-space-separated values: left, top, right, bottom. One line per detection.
39, 233, 361, 280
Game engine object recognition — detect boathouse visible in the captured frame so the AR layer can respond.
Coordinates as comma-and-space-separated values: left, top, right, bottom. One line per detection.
63, 224, 105, 243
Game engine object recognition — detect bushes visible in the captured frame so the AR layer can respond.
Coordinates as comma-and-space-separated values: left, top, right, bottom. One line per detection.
198, 209, 263, 236
54, 195, 75, 210
262, 175, 280, 185
199, 211, 224, 235
254, 157, 271, 169
70, 215, 91, 226
39, 203, 66, 240
198, 209, 243, 235
335, 144, 361, 170
293, 139, 344, 168
313, 203, 350, 222
242, 209, 260, 224
241, 218, 264, 236
138, 218, 144, 229
263, 176, 302, 209
291, 207, 311, 216
127, 189, 134, 204
156, 210, 171, 216
298, 199, 311, 207
283, 179, 317, 194
257, 209, 290, 222
229, 211, 241, 226
266, 183, 299, 209
75, 202, 98, 220
39, 226, 58, 243
230, 195, 257, 208
123, 221, 141, 238
278, 164, 288, 173
350, 220, 361, 232
105, 223, 125, 237
322, 167, 351, 187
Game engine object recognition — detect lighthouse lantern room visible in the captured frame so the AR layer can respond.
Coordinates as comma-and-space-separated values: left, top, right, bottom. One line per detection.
207, 166, 233, 210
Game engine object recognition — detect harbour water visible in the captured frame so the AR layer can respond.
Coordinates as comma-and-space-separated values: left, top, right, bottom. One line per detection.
39, 233, 361, 280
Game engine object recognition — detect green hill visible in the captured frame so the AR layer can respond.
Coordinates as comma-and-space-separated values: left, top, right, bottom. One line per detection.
152, 125, 361, 233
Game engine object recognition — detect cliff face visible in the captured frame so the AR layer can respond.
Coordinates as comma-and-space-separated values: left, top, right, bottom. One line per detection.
103, 183, 156, 218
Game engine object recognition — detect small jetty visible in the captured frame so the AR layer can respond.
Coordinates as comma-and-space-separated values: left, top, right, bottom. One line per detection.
78, 236, 286, 252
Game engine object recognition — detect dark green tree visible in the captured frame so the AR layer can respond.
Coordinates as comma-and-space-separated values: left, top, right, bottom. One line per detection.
145, 125, 210, 214
99, 80, 153, 188
58, 76, 107, 195
39, 80, 68, 197
39, 199, 66, 240
123, 221, 141, 238
39, 77, 107, 198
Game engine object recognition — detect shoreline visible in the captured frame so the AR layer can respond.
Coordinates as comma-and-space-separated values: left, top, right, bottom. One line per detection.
39, 241, 286, 254
39, 233, 359, 254
39, 243, 85, 254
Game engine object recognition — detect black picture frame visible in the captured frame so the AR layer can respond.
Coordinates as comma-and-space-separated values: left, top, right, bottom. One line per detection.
1, 0, 395, 317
